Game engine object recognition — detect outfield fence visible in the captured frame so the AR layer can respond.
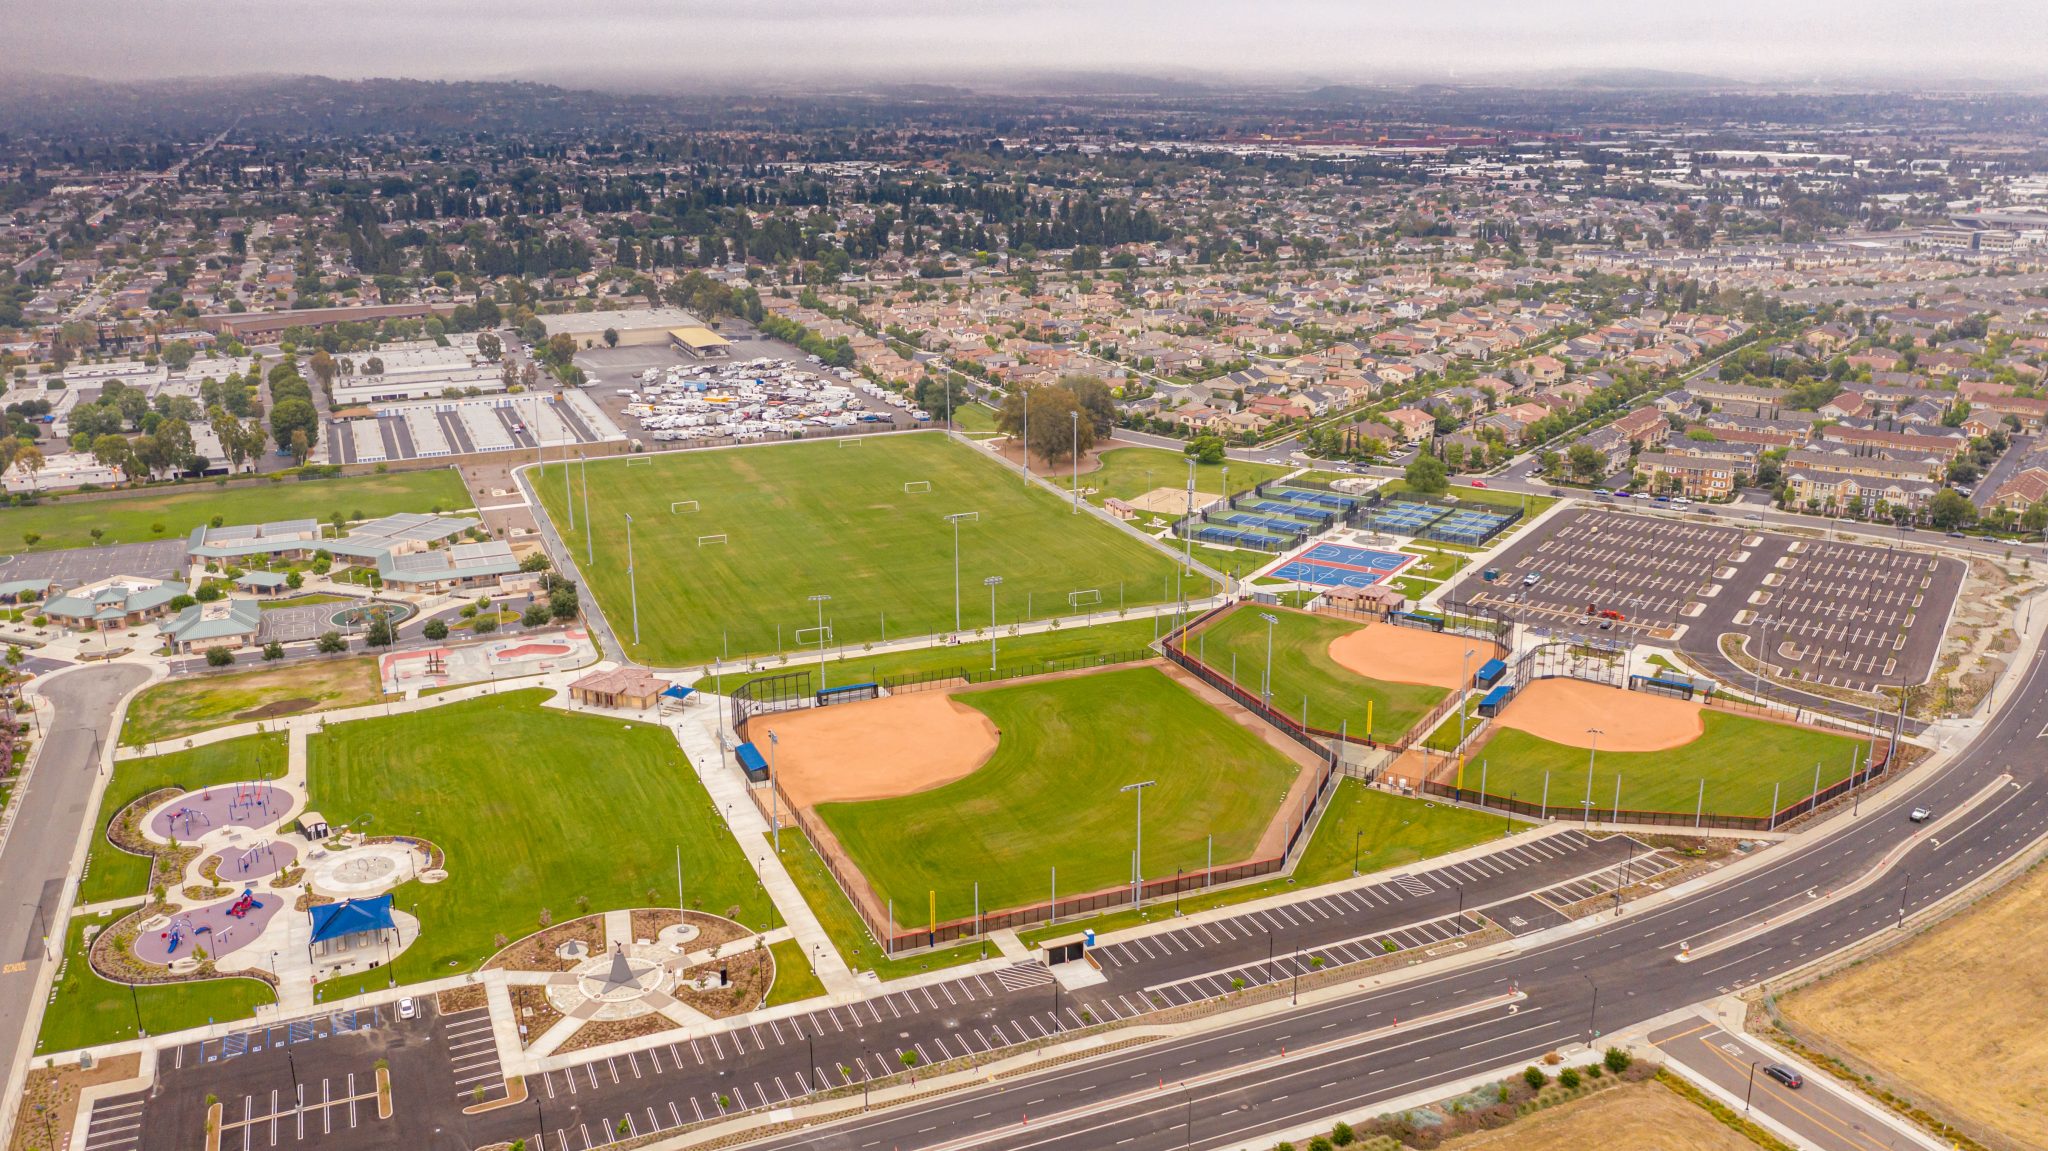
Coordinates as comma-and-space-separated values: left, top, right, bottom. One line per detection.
1420, 742, 1896, 833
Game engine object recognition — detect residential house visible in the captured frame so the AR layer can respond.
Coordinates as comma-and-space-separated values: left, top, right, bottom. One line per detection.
1635, 452, 1737, 500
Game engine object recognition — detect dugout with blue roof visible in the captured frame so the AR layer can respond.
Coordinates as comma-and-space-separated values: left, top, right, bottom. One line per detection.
735, 741, 770, 782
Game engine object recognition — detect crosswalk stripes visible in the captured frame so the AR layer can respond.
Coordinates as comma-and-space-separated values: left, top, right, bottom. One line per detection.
992, 961, 1054, 992
1394, 873, 1434, 897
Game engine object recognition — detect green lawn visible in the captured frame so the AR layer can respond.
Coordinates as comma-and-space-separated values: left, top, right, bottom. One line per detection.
1018, 782, 1520, 946
78, 734, 289, 906
122, 657, 385, 747
8, 469, 472, 553
307, 690, 772, 990
764, 937, 828, 1007
1182, 542, 1277, 582
1079, 446, 1292, 506
1189, 605, 1448, 742
950, 402, 1001, 437
1471, 710, 1868, 819
38, 914, 273, 1054
534, 432, 1201, 666
692, 617, 1164, 693
1400, 547, 1470, 581
769, 828, 986, 980
813, 666, 1302, 923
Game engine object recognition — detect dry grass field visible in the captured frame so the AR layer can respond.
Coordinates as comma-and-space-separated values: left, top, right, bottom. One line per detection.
1436, 1080, 1758, 1151
1777, 861, 2048, 1151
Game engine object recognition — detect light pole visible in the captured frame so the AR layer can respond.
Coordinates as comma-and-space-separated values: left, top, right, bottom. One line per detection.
1583, 728, 1603, 826
1455, 647, 1475, 784
624, 512, 639, 646
945, 511, 978, 633
1121, 780, 1156, 909
767, 729, 780, 854
1260, 612, 1279, 709
984, 576, 1003, 672
1744, 1061, 1760, 1113
1071, 410, 1080, 514
580, 453, 592, 567
808, 593, 831, 689
1583, 973, 1599, 1043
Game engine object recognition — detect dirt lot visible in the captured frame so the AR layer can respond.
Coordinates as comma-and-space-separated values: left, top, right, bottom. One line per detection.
762, 691, 1000, 807
7, 1053, 142, 1151
1433, 1079, 1757, 1151
1327, 621, 1488, 689
1495, 678, 1704, 751
1777, 859, 2048, 1151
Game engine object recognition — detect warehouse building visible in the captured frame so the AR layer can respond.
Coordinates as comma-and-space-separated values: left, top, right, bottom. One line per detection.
541, 307, 710, 349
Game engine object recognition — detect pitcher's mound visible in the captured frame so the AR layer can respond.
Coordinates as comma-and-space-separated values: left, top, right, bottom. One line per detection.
1495, 678, 1703, 751
764, 691, 1000, 806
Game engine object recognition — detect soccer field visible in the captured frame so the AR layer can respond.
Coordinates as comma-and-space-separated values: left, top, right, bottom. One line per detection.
811, 666, 1304, 924
1471, 710, 1868, 819
1189, 606, 1450, 742
536, 433, 1206, 666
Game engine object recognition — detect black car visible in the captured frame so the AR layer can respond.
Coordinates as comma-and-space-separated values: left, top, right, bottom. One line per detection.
1764, 1064, 1803, 1089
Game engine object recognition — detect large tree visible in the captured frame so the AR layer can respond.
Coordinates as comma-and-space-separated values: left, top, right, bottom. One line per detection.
1404, 454, 1449, 495
996, 384, 1097, 466
271, 398, 319, 460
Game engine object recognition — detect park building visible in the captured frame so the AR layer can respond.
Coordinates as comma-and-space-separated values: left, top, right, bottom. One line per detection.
189, 512, 485, 568
158, 598, 263, 654
376, 540, 521, 593
42, 576, 187, 632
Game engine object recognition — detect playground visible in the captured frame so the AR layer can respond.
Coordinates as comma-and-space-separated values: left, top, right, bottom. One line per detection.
378, 627, 597, 693
205, 840, 299, 883
791, 664, 1316, 927
147, 784, 290, 840
533, 432, 1201, 666
758, 691, 1000, 806
133, 891, 280, 964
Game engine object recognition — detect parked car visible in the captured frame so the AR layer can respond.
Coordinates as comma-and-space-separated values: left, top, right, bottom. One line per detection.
398, 996, 419, 1020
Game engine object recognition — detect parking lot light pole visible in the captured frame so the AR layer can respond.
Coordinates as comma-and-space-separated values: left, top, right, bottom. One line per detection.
984, 576, 1003, 671
1121, 780, 1156, 909
945, 512, 978, 633
1583, 728, 1603, 826
767, 730, 780, 854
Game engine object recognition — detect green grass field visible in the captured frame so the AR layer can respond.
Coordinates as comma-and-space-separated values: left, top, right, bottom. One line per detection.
307, 690, 771, 990
1190, 606, 1448, 742
78, 734, 289, 906
1079, 446, 1292, 506
38, 914, 274, 1054
8, 469, 472, 553
813, 666, 1302, 923
950, 402, 1001, 437
1183, 542, 1276, 583
535, 433, 1202, 666
1017, 781, 1520, 946
1472, 710, 1868, 819
769, 828, 985, 980
693, 617, 1165, 693
122, 657, 385, 747
763, 938, 828, 1007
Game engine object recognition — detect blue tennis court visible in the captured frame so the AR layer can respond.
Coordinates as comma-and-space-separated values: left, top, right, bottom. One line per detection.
1269, 543, 1415, 589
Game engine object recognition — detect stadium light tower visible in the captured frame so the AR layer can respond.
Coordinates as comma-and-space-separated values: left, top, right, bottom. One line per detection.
809, 594, 832, 690
1071, 410, 1081, 514
625, 512, 639, 646
1260, 612, 1280, 707
984, 576, 1004, 672
1583, 728, 1604, 826
1121, 780, 1156, 909
945, 512, 979, 633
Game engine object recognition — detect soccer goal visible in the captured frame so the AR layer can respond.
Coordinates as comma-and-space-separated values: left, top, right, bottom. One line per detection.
670, 500, 700, 514
839, 437, 864, 448
795, 625, 834, 645
903, 480, 932, 494
625, 457, 654, 468
1068, 588, 1104, 608
697, 534, 728, 547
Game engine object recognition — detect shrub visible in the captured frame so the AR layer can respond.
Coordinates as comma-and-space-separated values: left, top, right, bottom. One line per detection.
473, 616, 498, 634
1523, 1066, 1547, 1090
205, 646, 235, 667
1558, 1067, 1580, 1090
315, 632, 346, 653
1604, 1047, 1633, 1074
423, 619, 448, 640
262, 642, 284, 661
1309, 1138, 1333, 1151
1330, 1121, 1354, 1146
521, 603, 549, 628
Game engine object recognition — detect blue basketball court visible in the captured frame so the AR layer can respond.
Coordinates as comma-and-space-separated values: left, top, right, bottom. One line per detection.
1269, 543, 1415, 589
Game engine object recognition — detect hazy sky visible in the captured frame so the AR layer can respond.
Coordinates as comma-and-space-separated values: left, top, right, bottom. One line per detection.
6, 0, 2042, 89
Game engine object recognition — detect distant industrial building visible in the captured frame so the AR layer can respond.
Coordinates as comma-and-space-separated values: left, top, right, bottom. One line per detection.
541, 307, 711, 348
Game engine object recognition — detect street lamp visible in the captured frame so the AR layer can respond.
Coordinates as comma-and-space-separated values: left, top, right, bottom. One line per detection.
1744, 1061, 1760, 1113
1260, 612, 1279, 708
944, 511, 979, 633
624, 512, 639, 646
984, 576, 1003, 672
808, 594, 831, 689
1121, 780, 1156, 909
1583, 973, 1599, 1043
1583, 728, 1603, 826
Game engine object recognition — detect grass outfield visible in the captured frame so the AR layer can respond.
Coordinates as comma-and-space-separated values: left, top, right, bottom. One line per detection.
121, 656, 385, 747
1079, 446, 1291, 506
39, 914, 273, 1054
1017, 781, 1521, 946
813, 666, 1301, 924
77, 734, 289, 906
7, 469, 472, 553
308, 690, 771, 991
692, 616, 1165, 693
1191, 606, 1448, 741
769, 828, 985, 981
534, 433, 1201, 666
1471, 710, 1867, 819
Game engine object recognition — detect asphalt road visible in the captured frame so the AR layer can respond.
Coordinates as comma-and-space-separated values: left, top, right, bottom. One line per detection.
0, 664, 151, 1131
1649, 1017, 1929, 1151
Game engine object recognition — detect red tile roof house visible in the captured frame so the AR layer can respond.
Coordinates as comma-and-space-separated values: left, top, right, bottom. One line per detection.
1610, 406, 1670, 449
1384, 407, 1438, 441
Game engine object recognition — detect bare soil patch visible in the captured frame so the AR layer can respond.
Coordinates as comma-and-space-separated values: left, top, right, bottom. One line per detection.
765, 691, 999, 807
555, 1012, 681, 1056
1495, 678, 1704, 752
7, 1053, 143, 1151
1432, 1078, 1757, 1151
437, 984, 488, 1014
1327, 622, 1485, 689
483, 915, 605, 973
509, 984, 560, 1049
236, 697, 318, 721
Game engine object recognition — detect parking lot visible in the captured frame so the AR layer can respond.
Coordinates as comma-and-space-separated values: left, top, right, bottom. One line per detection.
0, 538, 188, 582
1460, 509, 1745, 638
1447, 507, 1965, 695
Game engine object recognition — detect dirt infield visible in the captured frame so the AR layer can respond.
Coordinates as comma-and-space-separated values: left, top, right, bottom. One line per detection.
1326, 621, 1488, 689
762, 690, 1000, 807
1495, 678, 1703, 751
